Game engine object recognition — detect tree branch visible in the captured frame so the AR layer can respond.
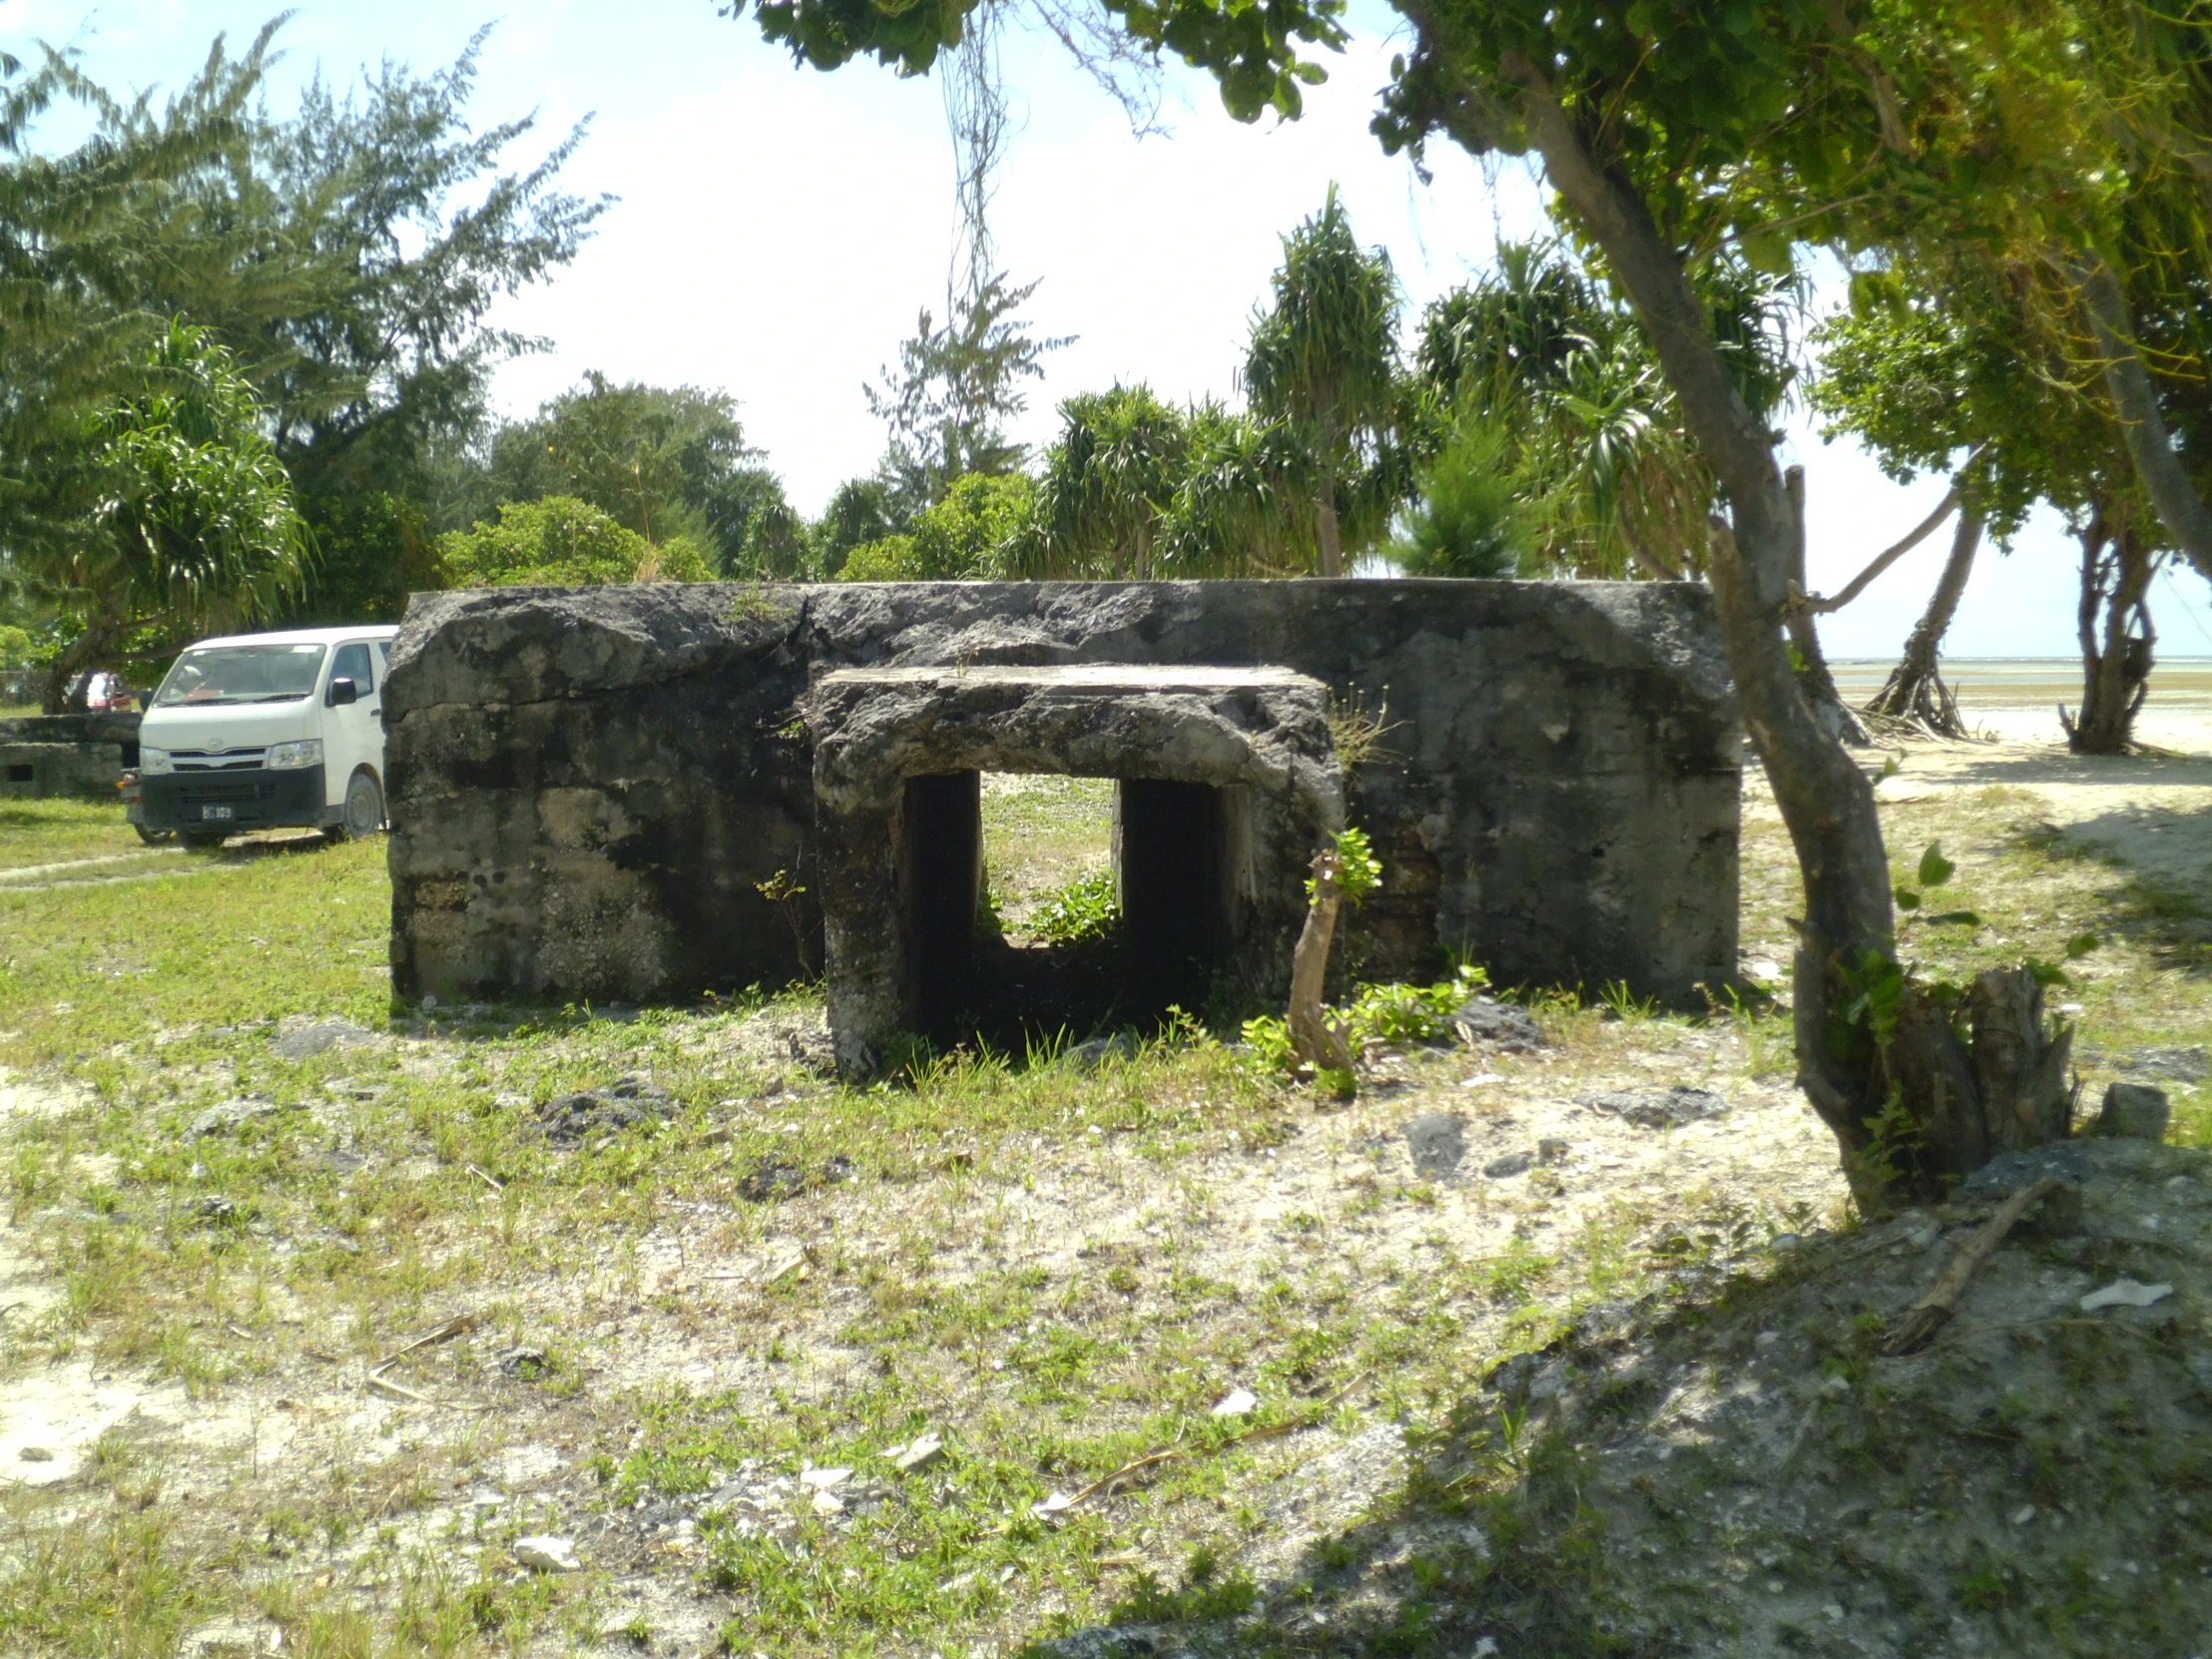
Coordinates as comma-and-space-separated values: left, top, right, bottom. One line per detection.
1806, 477, 1963, 613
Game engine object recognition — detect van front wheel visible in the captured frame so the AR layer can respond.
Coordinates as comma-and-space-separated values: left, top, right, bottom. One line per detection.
326, 769, 385, 843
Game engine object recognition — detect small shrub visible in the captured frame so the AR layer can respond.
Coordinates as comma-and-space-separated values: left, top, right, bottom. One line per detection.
1309, 827, 1383, 905
1390, 415, 1527, 579
1344, 963, 1489, 1045
1242, 964, 1488, 1080
836, 533, 924, 581
1241, 1013, 1296, 1072
836, 472, 1032, 581
1028, 870, 1120, 946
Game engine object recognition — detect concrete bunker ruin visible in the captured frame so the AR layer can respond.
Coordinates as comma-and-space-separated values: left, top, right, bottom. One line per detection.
0, 712, 141, 799
382, 579, 1743, 1071
807, 665, 1344, 1070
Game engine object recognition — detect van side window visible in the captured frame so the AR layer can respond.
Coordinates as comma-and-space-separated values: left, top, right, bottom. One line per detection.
331, 642, 373, 693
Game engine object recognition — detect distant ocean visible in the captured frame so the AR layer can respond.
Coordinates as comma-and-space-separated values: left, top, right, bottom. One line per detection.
1829, 658, 2212, 750
1831, 658, 2212, 710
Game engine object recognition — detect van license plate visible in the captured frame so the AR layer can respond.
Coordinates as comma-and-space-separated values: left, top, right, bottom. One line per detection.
201, 805, 235, 822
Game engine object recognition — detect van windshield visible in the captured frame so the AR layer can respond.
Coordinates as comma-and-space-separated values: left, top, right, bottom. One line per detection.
154, 644, 327, 707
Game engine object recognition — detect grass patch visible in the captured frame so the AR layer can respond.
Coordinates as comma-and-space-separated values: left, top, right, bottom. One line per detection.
0, 798, 151, 871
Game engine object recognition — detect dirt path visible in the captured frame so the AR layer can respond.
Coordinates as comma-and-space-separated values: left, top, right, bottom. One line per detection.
0, 848, 182, 884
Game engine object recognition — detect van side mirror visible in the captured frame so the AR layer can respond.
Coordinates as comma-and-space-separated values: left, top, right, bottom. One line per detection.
327, 678, 358, 707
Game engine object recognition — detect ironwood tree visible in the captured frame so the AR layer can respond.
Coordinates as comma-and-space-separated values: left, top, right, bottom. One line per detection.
3, 20, 606, 665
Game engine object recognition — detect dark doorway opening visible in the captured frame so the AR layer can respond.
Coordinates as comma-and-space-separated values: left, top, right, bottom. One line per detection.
1118, 779, 1229, 1013
897, 770, 1242, 1051
899, 772, 983, 1042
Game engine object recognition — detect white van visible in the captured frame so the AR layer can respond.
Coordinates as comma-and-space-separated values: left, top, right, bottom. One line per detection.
135, 625, 400, 848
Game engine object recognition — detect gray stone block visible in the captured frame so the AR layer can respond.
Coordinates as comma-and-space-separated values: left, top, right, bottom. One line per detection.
2093, 1081, 2171, 1142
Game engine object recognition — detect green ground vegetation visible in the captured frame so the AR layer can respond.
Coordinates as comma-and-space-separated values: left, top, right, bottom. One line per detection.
0, 760, 2205, 1655
0, 801, 151, 871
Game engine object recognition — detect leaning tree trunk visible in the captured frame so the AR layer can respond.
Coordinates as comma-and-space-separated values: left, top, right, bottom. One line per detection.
1496, 58, 2071, 1210
2061, 513, 2157, 755
1867, 500, 1986, 738
1782, 466, 1870, 746
1314, 461, 1344, 578
1288, 848, 1353, 1073
2073, 257, 2212, 585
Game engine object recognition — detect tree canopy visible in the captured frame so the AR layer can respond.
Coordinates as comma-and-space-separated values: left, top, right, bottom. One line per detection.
438, 496, 712, 589
474, 373, 795, 576
838, 471, 1034, 581
1, 18, 606, 694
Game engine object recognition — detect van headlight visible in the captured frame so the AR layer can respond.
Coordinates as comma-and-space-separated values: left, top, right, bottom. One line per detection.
139, 747, 173, 776
266, 739, 321, 771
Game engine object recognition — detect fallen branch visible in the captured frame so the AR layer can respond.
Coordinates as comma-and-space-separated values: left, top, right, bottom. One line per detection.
1880, 1177, 2064, 1356
1064, 1448, 1185, 1508
371, 1311, 481, 1374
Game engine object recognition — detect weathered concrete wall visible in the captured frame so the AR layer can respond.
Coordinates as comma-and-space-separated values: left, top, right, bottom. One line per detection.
0, 713, 140, 799
384, 580, 1741, 1008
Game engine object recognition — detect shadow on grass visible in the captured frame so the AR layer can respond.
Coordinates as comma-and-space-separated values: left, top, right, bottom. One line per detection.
2012, 803, 2212, 975
190, 829, 337, 862
1011, 1360, 1677, 1659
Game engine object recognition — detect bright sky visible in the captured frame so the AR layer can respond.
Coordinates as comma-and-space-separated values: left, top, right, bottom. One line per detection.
10, 0, 2212, 662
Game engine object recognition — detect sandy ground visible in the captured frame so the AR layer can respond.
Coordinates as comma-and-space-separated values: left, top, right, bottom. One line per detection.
1871, 744, 2212, 891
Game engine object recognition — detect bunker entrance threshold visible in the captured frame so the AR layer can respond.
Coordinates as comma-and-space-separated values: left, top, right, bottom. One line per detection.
806, 664, 1346, 1075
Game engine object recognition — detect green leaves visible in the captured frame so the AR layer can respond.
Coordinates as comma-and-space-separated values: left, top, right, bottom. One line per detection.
1894, 842, 1974, 924
80, 322, 308, 650
1832, 948, 1908, 1052
1315, 826, 1382, 905
437, 496, 700, 587
1024, 384, 1190, 578
733, 0, 1348, 123
1027, 870, 1122, 948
